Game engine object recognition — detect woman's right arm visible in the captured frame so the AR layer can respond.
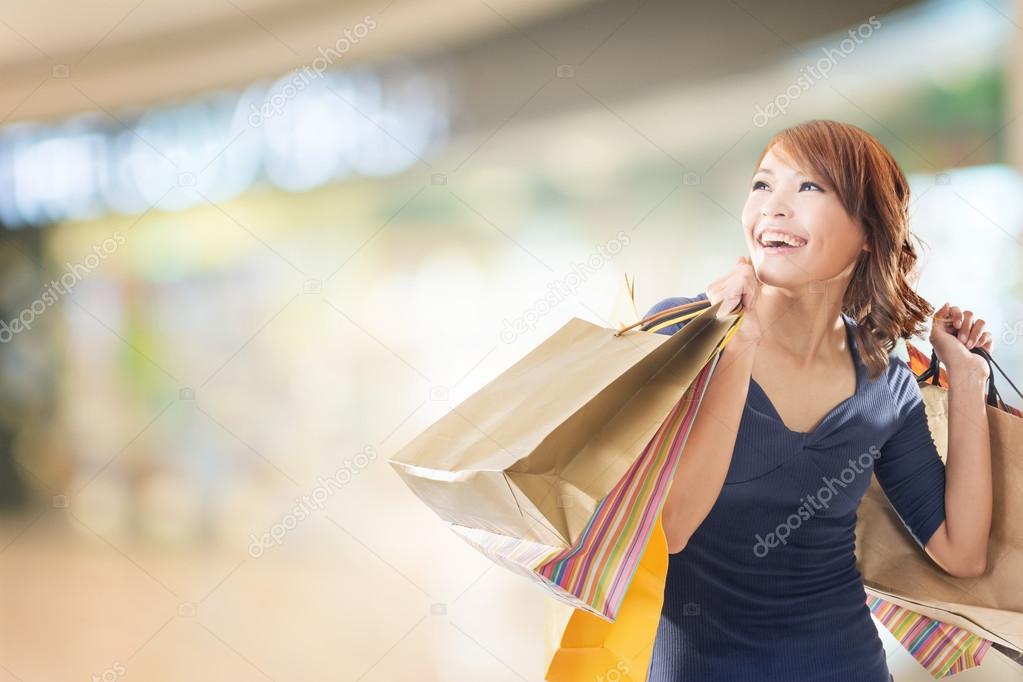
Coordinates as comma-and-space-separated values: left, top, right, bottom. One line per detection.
655, 257, 763, 554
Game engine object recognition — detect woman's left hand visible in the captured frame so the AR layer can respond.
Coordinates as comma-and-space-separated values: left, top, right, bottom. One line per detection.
929, 302, 993, 380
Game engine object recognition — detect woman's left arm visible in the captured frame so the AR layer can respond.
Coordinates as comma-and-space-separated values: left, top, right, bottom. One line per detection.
923, 302, 994, 578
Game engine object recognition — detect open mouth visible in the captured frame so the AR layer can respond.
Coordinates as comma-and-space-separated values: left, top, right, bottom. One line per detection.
757, 230, 808, 251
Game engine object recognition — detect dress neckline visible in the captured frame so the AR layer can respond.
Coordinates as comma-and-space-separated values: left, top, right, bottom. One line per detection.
747, 312, 863, 441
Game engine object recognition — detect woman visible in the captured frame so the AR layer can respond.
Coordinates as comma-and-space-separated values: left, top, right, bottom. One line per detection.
644, 120, 994, 682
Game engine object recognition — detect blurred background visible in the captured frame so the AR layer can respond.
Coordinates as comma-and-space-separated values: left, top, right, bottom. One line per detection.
1, 0, 1022, 680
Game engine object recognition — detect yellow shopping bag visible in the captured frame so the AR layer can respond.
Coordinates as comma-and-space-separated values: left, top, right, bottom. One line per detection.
544, 514, 668, 682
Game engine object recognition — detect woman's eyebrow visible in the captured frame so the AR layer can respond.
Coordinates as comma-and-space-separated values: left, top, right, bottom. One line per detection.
754, 167, 815, 180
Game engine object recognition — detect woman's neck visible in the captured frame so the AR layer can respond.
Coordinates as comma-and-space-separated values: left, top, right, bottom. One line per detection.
754, 282, 851, 370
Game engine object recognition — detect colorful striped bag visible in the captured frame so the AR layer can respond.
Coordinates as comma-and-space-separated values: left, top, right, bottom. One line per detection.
867, 594, 994, 678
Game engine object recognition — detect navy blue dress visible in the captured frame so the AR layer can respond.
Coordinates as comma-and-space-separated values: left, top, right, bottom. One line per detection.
645, 293, 947, 682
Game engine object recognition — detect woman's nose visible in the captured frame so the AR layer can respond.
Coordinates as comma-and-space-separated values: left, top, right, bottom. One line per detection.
761, 200, 790, 218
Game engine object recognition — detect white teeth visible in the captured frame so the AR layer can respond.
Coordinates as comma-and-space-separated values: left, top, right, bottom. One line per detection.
759, 230, 806, 247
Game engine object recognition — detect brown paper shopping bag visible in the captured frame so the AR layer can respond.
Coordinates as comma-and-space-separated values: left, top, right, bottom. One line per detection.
856, 342, 1023, 654
390, 297, 742, 619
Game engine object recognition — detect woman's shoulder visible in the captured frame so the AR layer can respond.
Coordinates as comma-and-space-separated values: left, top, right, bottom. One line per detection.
644, 291, 709, 318
643, 292, 709, 335
877, 341, 925, 416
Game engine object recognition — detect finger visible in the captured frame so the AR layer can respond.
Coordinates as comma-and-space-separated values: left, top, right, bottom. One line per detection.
966, 318, 985, 348
741, 277, 756, 309
949, 306, 963, 332
931, 302, 948, 333
959, 310, 974, 343
933, 304, 956, 336
938, 305, 960, 334
979, 331, 994, 352
718, 294, 740, 317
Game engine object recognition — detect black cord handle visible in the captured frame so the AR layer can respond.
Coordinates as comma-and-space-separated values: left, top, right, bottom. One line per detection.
915, 345, 1022, 409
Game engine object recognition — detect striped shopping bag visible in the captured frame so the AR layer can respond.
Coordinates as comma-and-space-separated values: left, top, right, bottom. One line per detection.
867, 594, 994, 678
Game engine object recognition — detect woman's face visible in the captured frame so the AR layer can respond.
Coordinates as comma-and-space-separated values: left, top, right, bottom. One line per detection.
741, 146, 869, 290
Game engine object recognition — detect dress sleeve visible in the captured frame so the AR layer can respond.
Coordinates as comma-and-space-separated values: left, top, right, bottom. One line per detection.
874, 355, 948, 549
642, 292, 709, 336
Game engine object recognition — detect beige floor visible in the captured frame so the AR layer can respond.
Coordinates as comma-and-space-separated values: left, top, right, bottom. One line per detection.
0, 504, 545, 682
2, 510, 1021, 682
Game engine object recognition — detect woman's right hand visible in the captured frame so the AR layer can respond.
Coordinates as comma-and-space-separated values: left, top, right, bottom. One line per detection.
706, 256, 763, 341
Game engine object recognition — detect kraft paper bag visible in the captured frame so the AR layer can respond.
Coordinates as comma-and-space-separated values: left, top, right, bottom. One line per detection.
392, 298, 744, 617
856, 342, 1023, 654
389, 297, 736, 550
391, 296, 742, 618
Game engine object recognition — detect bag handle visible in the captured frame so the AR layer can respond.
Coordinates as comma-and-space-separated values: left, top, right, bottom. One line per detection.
614, 298, 711, 336
916, 345, 1023, 409
975, 347, 1023, 404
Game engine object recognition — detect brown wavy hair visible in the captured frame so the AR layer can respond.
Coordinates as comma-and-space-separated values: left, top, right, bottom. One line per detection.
753, 120, 932, 381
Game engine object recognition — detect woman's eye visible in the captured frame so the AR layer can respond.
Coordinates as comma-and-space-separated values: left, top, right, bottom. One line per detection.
751, 180, 823, 191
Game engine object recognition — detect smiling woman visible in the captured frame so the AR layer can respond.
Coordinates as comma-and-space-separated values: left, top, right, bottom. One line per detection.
741, 122, 935, 381
644, 120, 994, 682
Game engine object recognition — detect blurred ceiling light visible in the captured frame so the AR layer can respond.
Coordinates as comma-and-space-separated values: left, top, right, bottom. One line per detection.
0, 61, 451, 228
